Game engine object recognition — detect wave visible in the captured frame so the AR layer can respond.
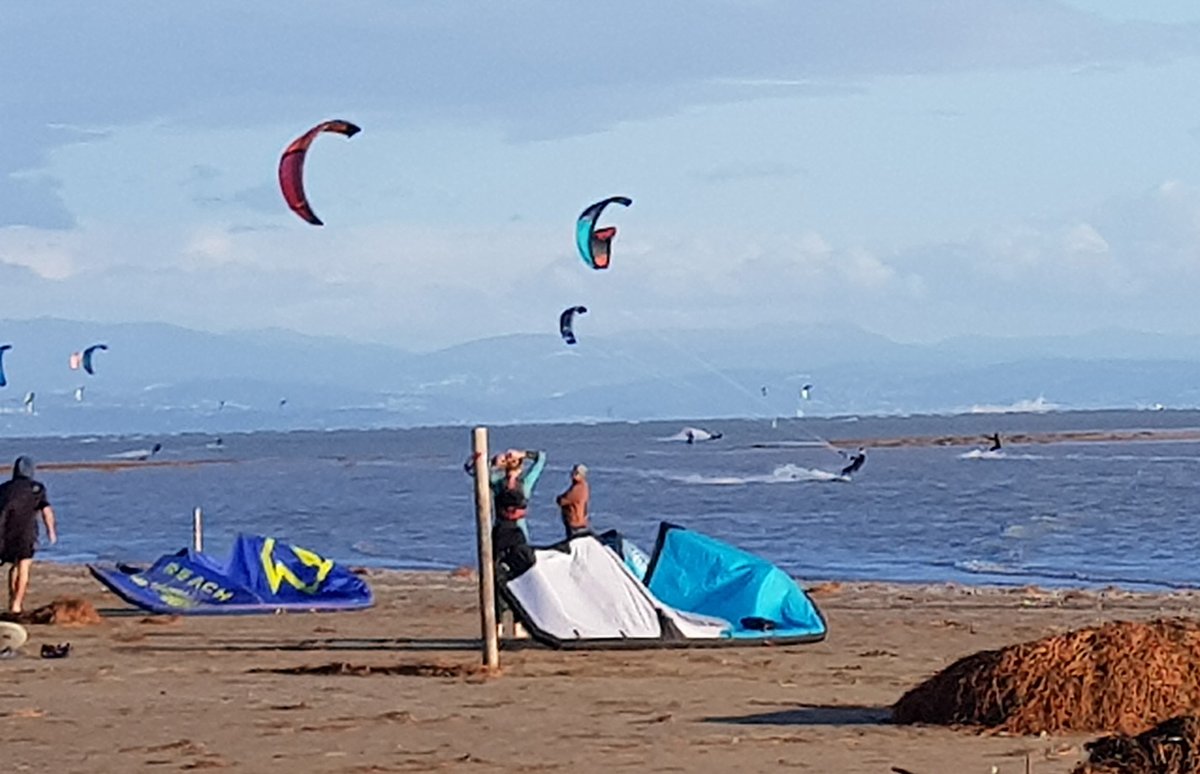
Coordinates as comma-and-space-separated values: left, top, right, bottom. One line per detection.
958, 449, 1046, 460
669, 463, 847, 486
658, 426, 722, 443
106, 447, 162, 460
952, 559, 1200, 590
970, 396, 1058, 414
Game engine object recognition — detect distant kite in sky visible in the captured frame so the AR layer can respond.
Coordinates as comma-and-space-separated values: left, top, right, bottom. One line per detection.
801, 384, 812, 401
0, 344, 10, 388
278, 120, 361, 226
559, 305, 588, 346
576, 196, 632, 270
81, 344, 108, 375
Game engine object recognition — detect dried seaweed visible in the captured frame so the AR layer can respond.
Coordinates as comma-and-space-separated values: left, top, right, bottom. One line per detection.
893, 619, 1200, 735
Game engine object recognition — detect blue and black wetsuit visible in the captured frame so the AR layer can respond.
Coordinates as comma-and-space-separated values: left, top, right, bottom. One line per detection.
839, 450, 866, 477
489, 451, 545, 542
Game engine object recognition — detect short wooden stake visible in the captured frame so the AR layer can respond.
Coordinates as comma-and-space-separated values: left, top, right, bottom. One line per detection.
192, 507, 203, 553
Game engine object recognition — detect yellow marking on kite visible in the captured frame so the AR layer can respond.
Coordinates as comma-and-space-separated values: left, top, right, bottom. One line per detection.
259, 538, 334, 595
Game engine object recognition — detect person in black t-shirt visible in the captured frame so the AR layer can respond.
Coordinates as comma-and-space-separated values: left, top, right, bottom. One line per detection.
0, 457, 57, 613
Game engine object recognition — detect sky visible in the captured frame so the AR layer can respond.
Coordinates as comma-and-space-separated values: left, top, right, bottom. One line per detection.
2, 1, 1200, 351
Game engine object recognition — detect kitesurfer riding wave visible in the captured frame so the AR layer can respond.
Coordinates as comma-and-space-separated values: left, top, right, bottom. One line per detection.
838, 447, 867, 478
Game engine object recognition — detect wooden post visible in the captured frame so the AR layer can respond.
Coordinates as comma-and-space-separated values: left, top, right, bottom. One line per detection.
472, 427, 500, 670
192, 507, 203, 553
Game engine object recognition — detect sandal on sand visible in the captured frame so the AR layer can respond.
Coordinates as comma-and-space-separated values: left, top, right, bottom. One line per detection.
40, 643, 70, 659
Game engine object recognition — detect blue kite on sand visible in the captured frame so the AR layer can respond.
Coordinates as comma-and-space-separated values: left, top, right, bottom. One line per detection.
89, 534, 372, 615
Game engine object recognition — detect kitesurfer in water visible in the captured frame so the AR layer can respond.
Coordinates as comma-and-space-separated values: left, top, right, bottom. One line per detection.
556, 464, 590, 538
986, 433, 1002, 452
685, 429, 722, 445
839, 447, 867, 478
0, 457, 57, 614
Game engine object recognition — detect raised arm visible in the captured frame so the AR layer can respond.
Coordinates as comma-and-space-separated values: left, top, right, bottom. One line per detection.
520, 451, 547, 497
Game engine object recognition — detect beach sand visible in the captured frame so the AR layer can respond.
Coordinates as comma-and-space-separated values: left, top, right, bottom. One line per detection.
3, 566, 1197, 773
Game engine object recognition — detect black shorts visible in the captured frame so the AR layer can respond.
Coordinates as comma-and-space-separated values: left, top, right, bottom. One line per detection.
0, 524, 37, 565
0, 546, 34, 564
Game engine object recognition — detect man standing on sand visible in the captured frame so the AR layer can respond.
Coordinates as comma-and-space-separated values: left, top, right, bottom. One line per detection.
556, 464, 591, 538
0, 457, 57, 614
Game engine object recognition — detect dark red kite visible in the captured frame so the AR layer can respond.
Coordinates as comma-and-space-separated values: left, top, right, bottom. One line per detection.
278, 120, 361, 226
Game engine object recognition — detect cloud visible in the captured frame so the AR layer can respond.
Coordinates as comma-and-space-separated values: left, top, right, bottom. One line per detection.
4, 1, 1200, 224
883, 180, 1200, 337
1, 177, 1199, 346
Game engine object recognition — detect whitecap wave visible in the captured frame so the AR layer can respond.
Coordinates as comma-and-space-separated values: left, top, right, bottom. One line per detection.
670, 464, 846, 486
954, 559, 1028, 576
970, 396, 1058, 414
959, 449, 1045, 460
959, 449, 1005, 460
658, 426, 722, 443
106, 446, 161, 460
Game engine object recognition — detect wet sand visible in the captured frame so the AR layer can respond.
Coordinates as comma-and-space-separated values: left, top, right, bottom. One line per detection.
4, 566, 1199, 772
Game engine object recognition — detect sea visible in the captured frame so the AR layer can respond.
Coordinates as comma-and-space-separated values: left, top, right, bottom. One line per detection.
10, 408, 1200, 591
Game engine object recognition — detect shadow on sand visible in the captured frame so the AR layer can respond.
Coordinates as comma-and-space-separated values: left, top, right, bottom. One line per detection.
114, 637, 484, 654
705, 705, 892, 726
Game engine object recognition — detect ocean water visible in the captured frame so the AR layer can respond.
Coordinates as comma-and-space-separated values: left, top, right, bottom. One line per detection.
10, 409, 1200, 591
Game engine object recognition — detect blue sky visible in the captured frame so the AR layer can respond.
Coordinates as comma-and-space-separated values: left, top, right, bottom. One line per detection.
2, 1, 1200, 349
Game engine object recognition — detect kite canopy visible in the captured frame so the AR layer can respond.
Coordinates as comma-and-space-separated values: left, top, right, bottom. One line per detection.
575, 196, 632, 270
0, 344, 10, 388
82, 344, 107, 376
88, 534, 373, 615
499, 523, 826, 649
559, 305, 588, 345
278, 119, 361, 226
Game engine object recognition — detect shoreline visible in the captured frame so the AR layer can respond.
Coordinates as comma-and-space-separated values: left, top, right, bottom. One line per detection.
5, 565, 1195, 772
45, 556, 1200, 596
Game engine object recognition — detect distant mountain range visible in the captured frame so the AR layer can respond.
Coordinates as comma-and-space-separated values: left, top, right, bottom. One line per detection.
0, 317, 1197, 435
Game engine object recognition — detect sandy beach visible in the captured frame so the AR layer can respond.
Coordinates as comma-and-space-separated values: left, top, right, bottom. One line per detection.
2, 566, 1196, 773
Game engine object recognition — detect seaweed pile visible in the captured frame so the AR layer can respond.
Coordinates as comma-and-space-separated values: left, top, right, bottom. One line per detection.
893, 619, 1200, 735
